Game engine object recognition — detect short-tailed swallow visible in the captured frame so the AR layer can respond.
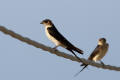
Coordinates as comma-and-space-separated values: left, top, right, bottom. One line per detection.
75, 38, 109, 76
40, 19, 83, 60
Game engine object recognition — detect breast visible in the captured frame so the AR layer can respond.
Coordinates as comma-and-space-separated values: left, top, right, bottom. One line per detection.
45, 28, 61, 46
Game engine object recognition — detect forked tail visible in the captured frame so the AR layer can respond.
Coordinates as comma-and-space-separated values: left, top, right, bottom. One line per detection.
74, 64, 88, 77
73, 46, 83, 54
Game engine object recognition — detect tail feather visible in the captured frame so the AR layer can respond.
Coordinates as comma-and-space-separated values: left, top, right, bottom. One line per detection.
66, 48, 82, 61
80, 63, 88, 72
73, 46, 83, 54
80, 65, 88, 72
81, 63, 86, 66
74, 64, 88, 77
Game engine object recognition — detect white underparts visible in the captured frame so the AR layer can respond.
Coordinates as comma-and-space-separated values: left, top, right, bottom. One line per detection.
45, 27, 66, 48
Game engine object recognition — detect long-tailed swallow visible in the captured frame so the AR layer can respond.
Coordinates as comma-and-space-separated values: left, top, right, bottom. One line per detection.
40, 19, 83, 60
75, 38, 109, 76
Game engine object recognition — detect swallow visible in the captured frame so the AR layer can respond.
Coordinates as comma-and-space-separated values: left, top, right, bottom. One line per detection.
40, 19, 83, 60
75, 38, 109, 76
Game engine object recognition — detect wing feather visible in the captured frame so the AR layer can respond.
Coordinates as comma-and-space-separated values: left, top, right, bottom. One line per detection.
47, 26, 74, 47
88, 45, 100, 60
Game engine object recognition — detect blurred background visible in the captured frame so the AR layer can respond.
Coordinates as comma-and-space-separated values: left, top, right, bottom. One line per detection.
0, 0, 120, 80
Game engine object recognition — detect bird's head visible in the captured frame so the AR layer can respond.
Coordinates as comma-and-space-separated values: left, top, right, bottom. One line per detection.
40, 19, 53, 27
98, 38, 106, 45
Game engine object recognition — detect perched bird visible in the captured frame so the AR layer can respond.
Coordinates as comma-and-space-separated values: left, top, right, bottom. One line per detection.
75, 38, 109, 76
40, 19, 83, 60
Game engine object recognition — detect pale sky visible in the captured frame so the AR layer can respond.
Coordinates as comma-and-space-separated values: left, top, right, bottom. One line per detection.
0, 0, 120, 80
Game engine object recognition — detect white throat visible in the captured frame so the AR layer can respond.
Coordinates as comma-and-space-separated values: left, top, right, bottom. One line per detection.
44, 24, 52, 28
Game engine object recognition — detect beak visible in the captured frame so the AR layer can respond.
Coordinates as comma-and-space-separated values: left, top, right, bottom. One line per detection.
40, 21, 43, 24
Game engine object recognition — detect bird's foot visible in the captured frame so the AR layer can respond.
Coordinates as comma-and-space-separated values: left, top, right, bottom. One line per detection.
52, 46, 58, 51
100, 61, 105, 66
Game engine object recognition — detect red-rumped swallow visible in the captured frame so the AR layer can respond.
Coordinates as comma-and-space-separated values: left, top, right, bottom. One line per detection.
40, 19, 83, 60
